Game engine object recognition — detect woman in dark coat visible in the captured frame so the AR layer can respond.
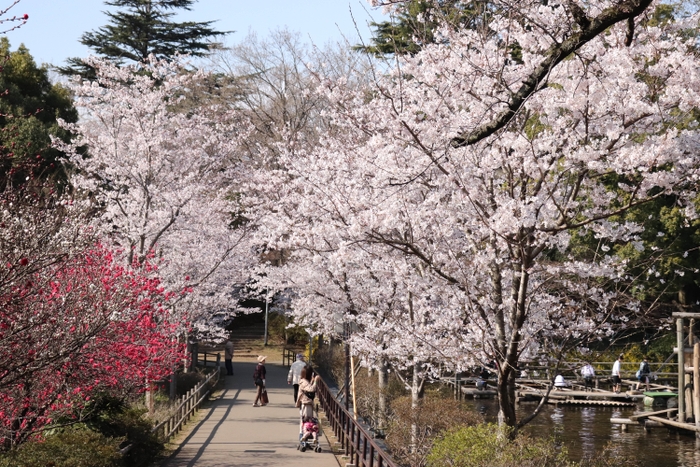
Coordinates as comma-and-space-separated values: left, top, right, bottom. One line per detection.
253, 355, 267, 406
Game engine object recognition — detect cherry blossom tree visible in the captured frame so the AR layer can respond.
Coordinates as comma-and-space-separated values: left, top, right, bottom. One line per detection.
55, 57, 256, 340
250, 0, 700, 432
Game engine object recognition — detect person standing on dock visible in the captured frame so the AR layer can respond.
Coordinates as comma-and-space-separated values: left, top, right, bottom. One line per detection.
636, 357, 651, 392
581, 362, 595, 391
612, 354, 623, 393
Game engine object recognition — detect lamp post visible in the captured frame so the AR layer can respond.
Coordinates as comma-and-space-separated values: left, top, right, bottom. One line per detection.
344, 322, 350, 411
263, 288, 269, 346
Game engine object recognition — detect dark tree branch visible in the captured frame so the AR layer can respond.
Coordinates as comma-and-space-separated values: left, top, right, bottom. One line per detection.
451, 0, 652, 148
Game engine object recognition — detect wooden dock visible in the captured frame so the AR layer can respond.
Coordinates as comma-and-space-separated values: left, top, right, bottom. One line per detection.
514, 380, 646, 407
609, 408, 691, 433
461, 387, 498, 398
553, 398, 637, 408
458, 379, 651, 406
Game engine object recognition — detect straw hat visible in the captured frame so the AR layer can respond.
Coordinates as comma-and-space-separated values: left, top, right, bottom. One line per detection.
257, 355, 267, 363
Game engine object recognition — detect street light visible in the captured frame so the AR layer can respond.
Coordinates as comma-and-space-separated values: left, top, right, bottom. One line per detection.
263, 287, 269, 346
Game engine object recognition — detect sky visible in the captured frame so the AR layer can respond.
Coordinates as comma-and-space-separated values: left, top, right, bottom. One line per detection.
6, 0, 387, 68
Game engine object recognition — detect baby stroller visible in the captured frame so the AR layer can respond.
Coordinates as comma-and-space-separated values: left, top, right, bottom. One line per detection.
297, 414, 322, 453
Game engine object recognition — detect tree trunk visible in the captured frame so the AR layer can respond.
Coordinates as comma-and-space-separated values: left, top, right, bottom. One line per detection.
378, 359, 388, 437
497, 364, 518, 435
410, 361, 423, 451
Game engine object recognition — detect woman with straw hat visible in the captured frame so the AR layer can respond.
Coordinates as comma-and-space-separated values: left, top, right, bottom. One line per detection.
253, 355, 267, 407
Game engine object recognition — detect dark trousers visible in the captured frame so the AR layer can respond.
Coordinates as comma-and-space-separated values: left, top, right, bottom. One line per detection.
225, 359, 233, 375
293, 384, 300, 403
584, 377, 593, 390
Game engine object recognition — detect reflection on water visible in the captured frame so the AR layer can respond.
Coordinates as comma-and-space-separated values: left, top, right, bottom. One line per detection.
468, 399, 699, 467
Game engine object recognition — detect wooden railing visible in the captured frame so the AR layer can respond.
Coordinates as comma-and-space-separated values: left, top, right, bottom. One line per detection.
195, 351, 221, 368
283, 348, 296, 367
151, 367, 220, 442
317, 377, 398, 467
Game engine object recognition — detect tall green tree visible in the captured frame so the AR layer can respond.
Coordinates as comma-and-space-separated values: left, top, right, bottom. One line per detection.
0, 38, 77, 189
58, 0, 227, 76
355, 0, 489, 56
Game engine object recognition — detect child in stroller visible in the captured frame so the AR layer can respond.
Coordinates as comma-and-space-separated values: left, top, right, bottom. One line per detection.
298, 415, 322, 452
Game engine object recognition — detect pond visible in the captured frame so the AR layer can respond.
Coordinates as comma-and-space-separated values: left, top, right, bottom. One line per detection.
470, 399, 700, 466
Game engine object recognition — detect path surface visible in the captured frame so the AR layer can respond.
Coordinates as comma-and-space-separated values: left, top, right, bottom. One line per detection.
163, 360, 338, 467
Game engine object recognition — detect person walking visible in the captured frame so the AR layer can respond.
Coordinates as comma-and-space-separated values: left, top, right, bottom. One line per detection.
287, 353, 306, 404
581, 361, 595, 391
636, 357, 651, 392
297, 366, 320, 419
253, 355, 267, 407
612, 354, 623, 393
224, 338, 234, 376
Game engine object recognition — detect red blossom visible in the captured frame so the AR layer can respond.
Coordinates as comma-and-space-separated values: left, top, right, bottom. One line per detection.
0, 243, 187, 446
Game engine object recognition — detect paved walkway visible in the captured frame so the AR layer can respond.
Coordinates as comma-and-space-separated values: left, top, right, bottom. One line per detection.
162, 360, 339, 467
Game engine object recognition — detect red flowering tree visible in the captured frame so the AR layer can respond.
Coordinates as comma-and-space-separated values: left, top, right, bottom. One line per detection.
0, 239, 184, 448
0, 1, 27, 34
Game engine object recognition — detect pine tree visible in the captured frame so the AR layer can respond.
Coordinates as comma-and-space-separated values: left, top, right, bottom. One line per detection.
355, 0, 489, 56
58, 0, 227, 76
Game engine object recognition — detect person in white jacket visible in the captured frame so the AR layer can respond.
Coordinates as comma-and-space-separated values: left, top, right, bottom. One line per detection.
288, 353, 306, 404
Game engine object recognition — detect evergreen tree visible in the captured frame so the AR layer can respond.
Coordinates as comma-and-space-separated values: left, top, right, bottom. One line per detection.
0, 38, 77, 189
58, 0, 227, 76
355, 0, 489, 56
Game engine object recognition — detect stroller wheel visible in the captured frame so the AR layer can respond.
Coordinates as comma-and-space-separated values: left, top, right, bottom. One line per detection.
315, 447, 322, 453
300, 446, 307, 452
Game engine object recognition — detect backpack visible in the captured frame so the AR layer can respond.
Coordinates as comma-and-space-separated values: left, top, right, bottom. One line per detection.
641, 362, 650, 375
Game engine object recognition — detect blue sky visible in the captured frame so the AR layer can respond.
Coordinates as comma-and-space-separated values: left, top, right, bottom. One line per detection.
6, 0, 387, 67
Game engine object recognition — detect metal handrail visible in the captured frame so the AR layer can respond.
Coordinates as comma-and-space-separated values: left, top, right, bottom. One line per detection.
317, 377, 398, 467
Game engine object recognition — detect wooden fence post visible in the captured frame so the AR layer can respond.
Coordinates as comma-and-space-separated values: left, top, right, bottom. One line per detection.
694, 343, 700, 435
678, 318, 686, 422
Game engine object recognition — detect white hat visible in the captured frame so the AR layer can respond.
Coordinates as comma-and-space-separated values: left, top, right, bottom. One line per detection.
257, 355, 267, 363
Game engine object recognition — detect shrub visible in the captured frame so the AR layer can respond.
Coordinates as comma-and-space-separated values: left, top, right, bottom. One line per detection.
353, 368, 407, 432
176, 370, 206, 396
85, 403, 162, 467
313, 343, 345, 386
386, 396, 483, 467
0, 426, 122, 467
577, 443, 641, 467
427, 423, 569, 467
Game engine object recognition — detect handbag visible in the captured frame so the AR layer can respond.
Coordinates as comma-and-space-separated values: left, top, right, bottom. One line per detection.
261, 389, 269, 405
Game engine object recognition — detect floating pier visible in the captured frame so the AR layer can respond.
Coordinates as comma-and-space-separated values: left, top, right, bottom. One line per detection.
609, 312, 700, 436
515, 383, 644, 407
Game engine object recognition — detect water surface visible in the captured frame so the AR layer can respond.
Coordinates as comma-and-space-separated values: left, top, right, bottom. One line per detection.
469, 399, 700, 466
